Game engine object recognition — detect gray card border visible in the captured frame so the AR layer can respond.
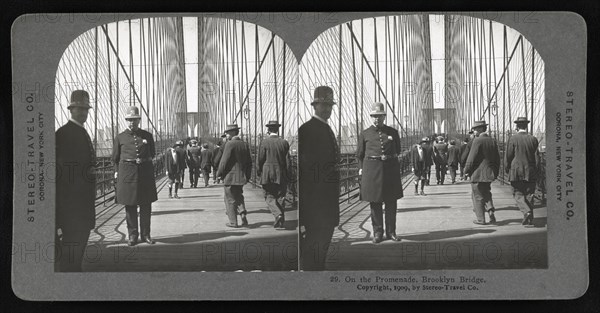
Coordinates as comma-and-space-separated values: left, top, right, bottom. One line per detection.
11, 11, 588, 300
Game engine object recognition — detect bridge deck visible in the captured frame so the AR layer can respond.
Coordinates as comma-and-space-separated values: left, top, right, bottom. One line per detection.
328, 179, 547, 270
84, 178, 298, 272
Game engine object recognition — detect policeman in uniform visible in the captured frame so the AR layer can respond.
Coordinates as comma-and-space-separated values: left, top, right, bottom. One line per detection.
55, 90, 96, 271
258, 120, 290, 229
112, 106, 158, 246
357, 102, 404, 243
505, 117, 540, 226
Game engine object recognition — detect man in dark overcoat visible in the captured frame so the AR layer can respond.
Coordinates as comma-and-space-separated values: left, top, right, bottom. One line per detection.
411, 137, 432, 196
217, 124, 253, 227
299, 86, 340, 270
212, 137, 224, 184
258, 120, 290, 229
357, 102, 403, 243
433, 136, 449, 184
199, 143, 213, 187
447, 139, 461, 184
458, 137, 469, 180
461, 131, 475, 181
112, 106, 158, 246
55, 90, 96, 271
464, 120, 500, 225
187, 139, 201, 188
165, 140, 186, 199
505, 117, 540, 226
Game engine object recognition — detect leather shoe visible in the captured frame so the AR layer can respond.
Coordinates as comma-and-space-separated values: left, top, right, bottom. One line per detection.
142, 236, 155, 244
274, 214, 285, 229
386, 233, 401, 242
173, 194, 180, 199
522, 212, 534, 226
241, 215, 249, 227
488, 212, 497, 224
420, 190, 426, 196
372, 233, 383, 244
225, 222, 239, 228
472, 220, 487, 225
127, 236, 138, 246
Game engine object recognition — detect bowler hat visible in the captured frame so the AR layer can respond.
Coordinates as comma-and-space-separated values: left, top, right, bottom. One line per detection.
420, 137, 429, 143
220, 134, 227, 138
174, 140, 184, 147
471, 120, 488, 129
514, 116, 530, 124
311, 86, 336, 106
224, 123, 240, 132
125, 106, 142, 119
265, 120, 281, 127
67, 90, 92, 109
370, 102, 386, 116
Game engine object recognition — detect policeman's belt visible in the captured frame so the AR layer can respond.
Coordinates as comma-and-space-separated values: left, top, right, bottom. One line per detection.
122, 157, 152, 164
367, 154, 398, 161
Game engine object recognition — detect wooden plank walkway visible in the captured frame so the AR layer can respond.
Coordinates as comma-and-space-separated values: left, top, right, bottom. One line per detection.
84, 177, 298, 272
327, 179, 547, 270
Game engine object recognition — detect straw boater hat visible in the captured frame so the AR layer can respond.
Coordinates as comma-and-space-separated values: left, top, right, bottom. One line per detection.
224, 124, 240, 133
311, 86, 336, 106
67, 90, 92, 109
472, 120, 488, 129
125, 106, 142, 119
190, 139, 198, 144
370, 102, 386, 116
514, 117, 530, 124
174, 140, 184, 147
265, 120, 281, 127
420, 137, 429, 144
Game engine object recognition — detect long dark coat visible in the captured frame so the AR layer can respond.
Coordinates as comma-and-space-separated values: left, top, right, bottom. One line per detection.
112, 128, 158, 205
411, 144, 432, 178
505, 131, 540, 182
199, 148, 213, 170
216, 137, 252, 185
212, 145, 222, 170
464, 133, 500, 182
298, 117, 340, 228
258, 135, 290, 186
357, 125, 403, 203
433, 142, 449, 165
56, 121, 96, 231
165, 147, 186, 174
447, 143, 461, 168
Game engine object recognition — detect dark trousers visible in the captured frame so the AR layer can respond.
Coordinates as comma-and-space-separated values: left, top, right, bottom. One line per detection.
511, 181, 536, 215
435, 163, 447, 183
471, 182, 493, 222
201, 165, 211, 186
448, 164, 458, 182
180, 168, 186, 187
459, 163, 466, 179
370, 201, 397, 236
224, 185, 247, 225
425, 166, 432, 183
189, 166, 200, 187
55, 229, 90, 272
212, 166, 218, 182
300, 226, 335, 271
263, 183, 286, 218
125, 204, 152, 238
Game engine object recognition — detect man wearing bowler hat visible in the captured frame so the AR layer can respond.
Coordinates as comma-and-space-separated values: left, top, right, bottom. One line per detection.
411, 137, 433, 196
299, 86, 341, 270
258, 120, 290, 229
112, 106, 158, 246
464, 120, 500, 225
217, 123, 252, 227
505, 117, 540, 226
55, 90, 96, 271
357, 102, 403, 243
165, 140, 186, 199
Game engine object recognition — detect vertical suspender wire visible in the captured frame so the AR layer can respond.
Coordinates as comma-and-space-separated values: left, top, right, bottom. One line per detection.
361, 20, 364, 131
531, 45, 535, 134
254, 24, 259, 175
491, 21, 499, 142
338, 24, 343, 147
502, 23, 506, 183
350, 22, 359, 141
116, 21, 120, 135
521, 36, 527, 119
384, 16, 389, 104
282, 41, 286, 140
94, 26, 99, 155
506, 31, 513, 138
272, 31, 279, 122
374, 17, 379, 102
